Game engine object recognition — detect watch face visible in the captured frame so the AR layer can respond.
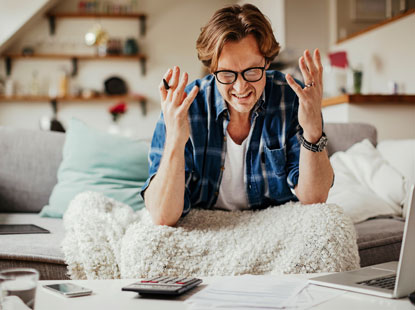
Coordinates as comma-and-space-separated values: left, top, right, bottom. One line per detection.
317, 135, 328, 151
297, 131, 328, 152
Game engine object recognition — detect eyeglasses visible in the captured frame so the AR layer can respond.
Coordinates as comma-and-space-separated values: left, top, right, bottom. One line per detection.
213, 61, 267, 85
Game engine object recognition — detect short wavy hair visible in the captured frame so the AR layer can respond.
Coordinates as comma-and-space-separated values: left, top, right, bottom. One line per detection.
196, 4, 280, 72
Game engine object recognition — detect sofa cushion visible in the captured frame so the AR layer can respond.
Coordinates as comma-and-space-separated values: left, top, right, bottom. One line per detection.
355, 218, 404, 267
40, 118, 149, 218
0, 213, 65, 261
0, 213, 68, 279
0, 127, 65, 213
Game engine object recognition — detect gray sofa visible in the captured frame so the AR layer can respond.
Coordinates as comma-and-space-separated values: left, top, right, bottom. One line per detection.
0, 123, 405, 280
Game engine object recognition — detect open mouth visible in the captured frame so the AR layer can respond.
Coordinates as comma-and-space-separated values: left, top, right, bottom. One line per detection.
232, 91, 252, 100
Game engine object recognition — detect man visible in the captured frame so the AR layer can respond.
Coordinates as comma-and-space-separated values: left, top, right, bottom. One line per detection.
142, 4, 334, 226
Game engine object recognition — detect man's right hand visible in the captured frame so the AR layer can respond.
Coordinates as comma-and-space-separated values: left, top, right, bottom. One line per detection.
144, 67, 198, 226
159, 66, 199, 149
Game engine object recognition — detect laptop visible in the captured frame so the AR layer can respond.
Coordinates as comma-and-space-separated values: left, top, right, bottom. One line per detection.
309, 184, 415, 298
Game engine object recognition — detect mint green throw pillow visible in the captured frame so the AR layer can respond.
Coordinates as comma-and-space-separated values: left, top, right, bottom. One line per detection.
40, 118, 149, 218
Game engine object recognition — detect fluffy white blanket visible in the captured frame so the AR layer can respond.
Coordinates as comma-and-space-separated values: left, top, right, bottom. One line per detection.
62, 192, 360, 280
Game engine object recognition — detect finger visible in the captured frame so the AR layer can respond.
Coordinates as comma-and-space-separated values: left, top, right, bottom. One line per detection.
163, 67, 173, 81
314, 48, 323, 81
172, 72, 189, 105
181, 91, 187, 102
180, 85, 199, 112
170, 66, 180, 89
159, 69, 173, 102
286, 74, 304, 98
304, 49, 317, 78
167, 66, 180, 101
298, 56, 312, 84
181, 92, 188, 103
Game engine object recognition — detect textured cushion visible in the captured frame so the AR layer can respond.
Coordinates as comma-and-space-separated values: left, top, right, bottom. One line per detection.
0, 127, 64, 213
40, 118, 149, 218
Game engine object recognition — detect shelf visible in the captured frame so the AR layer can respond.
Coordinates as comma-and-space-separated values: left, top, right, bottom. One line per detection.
5, 54, 146, 60
0, 94, 148, 115
322, 94, 415, 107
46, 12, 147, 36
48, 13, 146, 18
3, 54, 147, 76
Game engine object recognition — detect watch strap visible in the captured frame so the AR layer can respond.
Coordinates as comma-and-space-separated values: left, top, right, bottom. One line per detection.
298, 131, 328, 152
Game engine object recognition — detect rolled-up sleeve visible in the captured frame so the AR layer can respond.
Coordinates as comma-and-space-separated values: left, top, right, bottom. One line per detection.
285, 95, 301, 190
140, 113, 192, 216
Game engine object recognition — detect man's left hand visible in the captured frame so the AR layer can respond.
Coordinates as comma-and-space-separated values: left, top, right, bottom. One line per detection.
286, 48, 323, 143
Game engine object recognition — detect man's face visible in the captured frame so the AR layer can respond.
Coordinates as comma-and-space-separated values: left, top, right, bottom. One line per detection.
215, 34, 268, 116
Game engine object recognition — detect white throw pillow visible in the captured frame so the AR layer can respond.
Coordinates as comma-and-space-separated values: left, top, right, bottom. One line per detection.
377, 139, 415, 185
377, 139, 415, 218
327, 139, 407, 223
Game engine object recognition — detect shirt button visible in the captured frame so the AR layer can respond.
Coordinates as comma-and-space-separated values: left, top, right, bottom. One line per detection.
248, 184, 252, 189
220, 166, 225, 171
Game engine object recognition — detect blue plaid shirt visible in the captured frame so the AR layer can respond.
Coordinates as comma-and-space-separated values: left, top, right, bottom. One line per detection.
142, 70, 302, 216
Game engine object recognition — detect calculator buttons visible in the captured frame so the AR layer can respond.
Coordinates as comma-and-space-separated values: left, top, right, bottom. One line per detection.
122, 277, 203, 296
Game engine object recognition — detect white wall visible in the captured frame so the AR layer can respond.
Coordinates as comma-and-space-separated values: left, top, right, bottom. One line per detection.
0, 0, 58, 53
331, 12, 415, 94
0, 0, 237, 139
239, 0, 331, 55
238, 0, 286, 48
284, 0, 330, 54
323, 102, 415, 140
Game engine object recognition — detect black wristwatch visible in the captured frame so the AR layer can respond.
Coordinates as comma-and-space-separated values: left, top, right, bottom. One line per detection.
297, 131, 328, 152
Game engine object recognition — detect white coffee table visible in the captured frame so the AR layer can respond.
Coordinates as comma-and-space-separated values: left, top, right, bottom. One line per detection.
35, 275, 414, 309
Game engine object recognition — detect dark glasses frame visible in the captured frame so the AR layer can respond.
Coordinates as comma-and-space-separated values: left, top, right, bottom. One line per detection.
213, 61, 267, 85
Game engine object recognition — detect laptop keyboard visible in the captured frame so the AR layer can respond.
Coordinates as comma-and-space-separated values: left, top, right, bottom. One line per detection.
357, 274, 396, 290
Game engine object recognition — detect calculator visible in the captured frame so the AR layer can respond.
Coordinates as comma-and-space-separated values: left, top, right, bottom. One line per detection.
121, 276, 203, 296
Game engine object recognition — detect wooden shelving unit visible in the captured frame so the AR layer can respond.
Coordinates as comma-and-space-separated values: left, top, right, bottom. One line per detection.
46, 12, 147, 36
3, 53, 147, 76
2, 10, 149, 76
5, 54, 146, 60
0, 94, 148, 115
1, 10, 149, 115
48, 12, 146, 18
0, 94, 145, 102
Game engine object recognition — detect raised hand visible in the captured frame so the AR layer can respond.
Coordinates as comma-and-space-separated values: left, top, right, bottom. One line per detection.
286, 49, 323, 143
159, 66, 199, 148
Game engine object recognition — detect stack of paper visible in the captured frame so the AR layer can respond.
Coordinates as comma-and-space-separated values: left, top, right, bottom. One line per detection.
285, 284, 345, 309
186, 275, 307, 309
186, 275, 344, 309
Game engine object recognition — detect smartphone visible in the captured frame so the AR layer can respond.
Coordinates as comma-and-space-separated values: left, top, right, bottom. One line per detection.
43, 283, 93, 297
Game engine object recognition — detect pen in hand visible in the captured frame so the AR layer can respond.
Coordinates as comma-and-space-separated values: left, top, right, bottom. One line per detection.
163, 79, 170, 90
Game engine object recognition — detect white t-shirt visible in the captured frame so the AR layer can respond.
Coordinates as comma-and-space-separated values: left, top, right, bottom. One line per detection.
213, 130, 250, 211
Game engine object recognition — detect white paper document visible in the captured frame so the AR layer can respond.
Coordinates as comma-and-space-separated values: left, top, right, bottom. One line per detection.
186, 275, 308, 309
284, 284, 345, 309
